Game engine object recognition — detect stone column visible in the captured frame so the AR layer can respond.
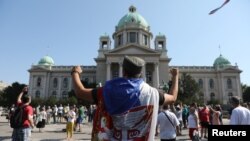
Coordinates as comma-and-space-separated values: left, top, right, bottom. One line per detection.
45, 72, 51, 99
236, 75, 242, 97
204, 77, 208, 103
119, 62, 123, 77
106, 62, 111, 80
58, 77, 62, 99
142, 64, 146, 82
154, 62, 159, 88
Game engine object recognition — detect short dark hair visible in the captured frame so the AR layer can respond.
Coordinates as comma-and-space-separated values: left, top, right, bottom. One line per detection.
123, 56, 145, 78
230, 96, 240, 105
21, 94, 31, 103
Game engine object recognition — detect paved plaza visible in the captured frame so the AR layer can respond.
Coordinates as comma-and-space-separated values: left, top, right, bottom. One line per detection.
0, 115, 227, 141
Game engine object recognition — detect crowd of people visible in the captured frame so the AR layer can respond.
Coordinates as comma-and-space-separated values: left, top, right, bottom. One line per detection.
7, 55, 250, 141
155, 99, 250, 141
8, 88, 96, 141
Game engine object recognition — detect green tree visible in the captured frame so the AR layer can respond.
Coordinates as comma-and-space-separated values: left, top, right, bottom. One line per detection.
44, 96, 57, 107
178, 73, 202, 105
0, 82, 26, 107
31, 97, 44, 107
242, 84, 250, 102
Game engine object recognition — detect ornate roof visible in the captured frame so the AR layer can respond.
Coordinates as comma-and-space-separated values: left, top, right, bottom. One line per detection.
38, 55, 55, 66
117, 5, 149, 29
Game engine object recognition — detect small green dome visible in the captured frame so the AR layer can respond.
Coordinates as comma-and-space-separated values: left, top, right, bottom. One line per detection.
117, 5, 149, 28
213, 54, 231, 68
38, 55, 55, 66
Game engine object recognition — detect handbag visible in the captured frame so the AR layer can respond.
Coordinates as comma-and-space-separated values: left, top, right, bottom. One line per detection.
192, 130, 200, 141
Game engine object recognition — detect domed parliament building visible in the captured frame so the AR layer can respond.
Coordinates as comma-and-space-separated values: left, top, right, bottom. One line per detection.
28, 6, 242, 104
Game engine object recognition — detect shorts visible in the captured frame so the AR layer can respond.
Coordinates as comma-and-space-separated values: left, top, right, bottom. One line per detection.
200, 121, 210, 128
76, 117, 83, 124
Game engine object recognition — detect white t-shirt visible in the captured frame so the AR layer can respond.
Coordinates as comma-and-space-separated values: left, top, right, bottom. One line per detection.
230, 106, 250, 125
176, 110, 183, 121
188, 114, 198, 128
58, 106, 63, 114
157, 110, 180, 139
67, 110, 76, 123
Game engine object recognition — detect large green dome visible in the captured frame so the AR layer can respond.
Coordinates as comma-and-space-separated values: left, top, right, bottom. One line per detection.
38, 55, 55, 66
117, 5, 149, 28
213, 54, 231, 68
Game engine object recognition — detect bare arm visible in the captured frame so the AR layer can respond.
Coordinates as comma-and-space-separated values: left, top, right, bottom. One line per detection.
28, 114, 35, 128
71, 66, 94, 102
17, 87, 28, 103
163, 68, 179, 104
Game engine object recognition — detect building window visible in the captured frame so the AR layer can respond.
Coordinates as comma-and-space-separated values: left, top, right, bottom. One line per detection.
228, 92, 233, 101
200, 93, 204, 102
129, 32, 136, 43
102, 41, 108, 48
53, 78, 58, 88
209, 79, 214, 89
118, 34, 123, 46
52, 91, 57, 98
158, 41, 164, 49
63, 78, 68, 88
210, 93, 215, 100
62, 91, 68, 98
146, 71, 152, 83
198, 79, 203, 88
37, 77, 41, 87
35, 90, 40, 98
227, 78, 232, 89
112, 71, 118, 79
143, 35, 148, 45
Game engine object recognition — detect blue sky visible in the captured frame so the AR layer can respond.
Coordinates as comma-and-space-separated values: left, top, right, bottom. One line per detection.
0, 0, 249, 85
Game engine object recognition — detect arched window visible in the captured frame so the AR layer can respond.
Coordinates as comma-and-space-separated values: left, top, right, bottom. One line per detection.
112, 71, 118, 79
37, 77, 41, 87
198, 79, 203, 88
209, 79, 214, 89
53, 78, 58, 88
129, 32, 137, 43
52, 91, 57, 98
117, 34, 123, 46
210, 93, 215, 100
143, 35, 148, 45
63, 78, 68, 88
35, 90, 40, 98
146, 71, 152, 83
227, 78, 232, 89
62, 91, 68, 98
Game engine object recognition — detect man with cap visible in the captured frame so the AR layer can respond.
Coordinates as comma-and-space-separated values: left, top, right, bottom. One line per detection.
229, 96, 250, 125
71, 56, 179, 141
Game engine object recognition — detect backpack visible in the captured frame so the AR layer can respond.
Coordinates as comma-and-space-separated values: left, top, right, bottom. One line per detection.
10, 105, 27, 128
192, 130, 200, 141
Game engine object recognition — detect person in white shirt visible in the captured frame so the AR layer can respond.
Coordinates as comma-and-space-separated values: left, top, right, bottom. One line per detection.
156, 104, 180, 141
36, 107, 47, 132
66, 106, 76, 140
230, 96, 250, 125
58, 104, 64, 123
187, 107, 199, 140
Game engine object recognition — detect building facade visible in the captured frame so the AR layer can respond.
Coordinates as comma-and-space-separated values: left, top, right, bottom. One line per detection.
28, 6, 242, 104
